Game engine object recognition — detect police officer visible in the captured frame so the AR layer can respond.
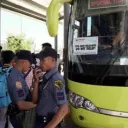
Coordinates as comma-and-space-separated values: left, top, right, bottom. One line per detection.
7, 50, 36, 128
34, 43, 52, 67
42, 42, 52, 50
32, 47, 69, 128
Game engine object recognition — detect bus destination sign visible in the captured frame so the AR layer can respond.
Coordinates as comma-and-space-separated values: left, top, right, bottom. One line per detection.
89, 0, 127, 9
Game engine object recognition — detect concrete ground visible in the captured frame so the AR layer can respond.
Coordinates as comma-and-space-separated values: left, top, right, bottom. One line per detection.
64, 118, 76, 128
63, 116, 80, 128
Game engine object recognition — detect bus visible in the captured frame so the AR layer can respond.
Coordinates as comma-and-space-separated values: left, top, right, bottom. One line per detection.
47, 0, 128, 128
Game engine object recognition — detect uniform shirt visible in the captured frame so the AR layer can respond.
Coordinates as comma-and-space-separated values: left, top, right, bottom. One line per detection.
7, 68, 29, 104
36, 68, 67, 116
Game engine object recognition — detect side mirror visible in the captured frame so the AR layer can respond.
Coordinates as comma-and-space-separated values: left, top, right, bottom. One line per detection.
47, 0, 72, 37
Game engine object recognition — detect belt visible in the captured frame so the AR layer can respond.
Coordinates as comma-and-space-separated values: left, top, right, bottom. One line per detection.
36, 113, 54, 122
36, 115, 52, 126
36, 114, 61, 127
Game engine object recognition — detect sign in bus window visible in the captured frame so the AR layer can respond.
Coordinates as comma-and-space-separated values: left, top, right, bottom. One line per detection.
73, 37, 98, 55
89, 0, 127, 9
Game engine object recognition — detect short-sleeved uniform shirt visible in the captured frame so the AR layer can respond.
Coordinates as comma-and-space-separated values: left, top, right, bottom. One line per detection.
36, 68, 67, 116
7, 68, 29, 104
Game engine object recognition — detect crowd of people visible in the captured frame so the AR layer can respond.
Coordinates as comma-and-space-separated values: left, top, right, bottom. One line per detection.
0, 43, 68, 128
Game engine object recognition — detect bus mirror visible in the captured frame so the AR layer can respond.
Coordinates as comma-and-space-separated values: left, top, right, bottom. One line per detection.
47, 0, 72, 37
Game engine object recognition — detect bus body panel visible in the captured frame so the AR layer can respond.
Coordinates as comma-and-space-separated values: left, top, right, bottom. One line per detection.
68, 80, 128, 128
70, 105, 128, 128
68, 80, 128, 111
47, 0, 128, 127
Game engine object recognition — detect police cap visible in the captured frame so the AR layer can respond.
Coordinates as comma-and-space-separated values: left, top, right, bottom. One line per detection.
16, 50, 33, 63
37, 47, 57, 60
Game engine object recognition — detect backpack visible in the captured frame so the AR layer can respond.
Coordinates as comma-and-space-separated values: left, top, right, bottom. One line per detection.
0, 66, 12, 107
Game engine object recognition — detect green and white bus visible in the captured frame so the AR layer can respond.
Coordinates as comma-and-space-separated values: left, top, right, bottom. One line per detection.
47, 0, 128, 127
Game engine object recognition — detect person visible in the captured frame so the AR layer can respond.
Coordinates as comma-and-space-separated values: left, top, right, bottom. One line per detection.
32, 53, 37, 67
42, 43, 61, 71
24, 66, 34, 89
57, 54, 62, 73
0, 50, 15, 128
112, 32, 124, 46
7, 50, 36, 128
1, 50, 16, 68
23, 53, 34, 90
32, 47, 69, 128
15, 50, 34, 90
33, 43, 52, 67
91, 24, 112, 49
0, 46, 3, 67
42, 42, 52, 50
0, 46, 2, 55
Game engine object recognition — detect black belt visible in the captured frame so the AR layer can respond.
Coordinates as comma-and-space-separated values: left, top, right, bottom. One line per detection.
36, 114, 61, 127
36, 113, 54, 123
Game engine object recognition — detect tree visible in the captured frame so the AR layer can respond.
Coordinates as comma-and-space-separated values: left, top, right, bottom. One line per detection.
7, 34, 33, 53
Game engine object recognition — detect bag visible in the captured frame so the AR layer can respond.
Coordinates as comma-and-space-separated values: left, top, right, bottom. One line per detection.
7, 103, 21, 116
22, 107, 36, 128
0, 66, 12, 107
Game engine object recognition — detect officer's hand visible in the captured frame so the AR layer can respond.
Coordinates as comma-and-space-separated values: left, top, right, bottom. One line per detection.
33, 68, 42, 83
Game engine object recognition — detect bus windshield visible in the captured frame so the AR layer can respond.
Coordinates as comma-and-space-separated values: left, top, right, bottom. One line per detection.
68, 0, 128, 86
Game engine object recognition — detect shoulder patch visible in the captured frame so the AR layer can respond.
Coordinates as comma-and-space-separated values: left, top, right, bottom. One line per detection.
16, 81, 22, 89
57, 92, 64, 101
55, 80, 63, 89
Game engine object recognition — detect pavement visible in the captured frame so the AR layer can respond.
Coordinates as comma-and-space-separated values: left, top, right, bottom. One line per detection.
64, 118, 76, 128
63, 115, 80, 128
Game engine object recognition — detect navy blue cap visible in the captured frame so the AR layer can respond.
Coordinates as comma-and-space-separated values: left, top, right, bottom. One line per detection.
16, 50, 33, 63
37, 47, 57, 60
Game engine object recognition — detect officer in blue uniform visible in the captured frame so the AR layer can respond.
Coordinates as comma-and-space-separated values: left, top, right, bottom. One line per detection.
7, 50, 36, 128
32, 47, 69, 128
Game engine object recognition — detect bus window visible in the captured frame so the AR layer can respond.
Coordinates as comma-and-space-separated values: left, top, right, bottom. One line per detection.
87, 17, 91, 36
68, 0, 128, 86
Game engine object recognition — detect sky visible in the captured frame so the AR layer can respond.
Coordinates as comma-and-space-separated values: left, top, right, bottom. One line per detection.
1, 8, 64, 53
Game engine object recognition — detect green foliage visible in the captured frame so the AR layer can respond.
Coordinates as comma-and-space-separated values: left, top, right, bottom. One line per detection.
7, 34, 33, 53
